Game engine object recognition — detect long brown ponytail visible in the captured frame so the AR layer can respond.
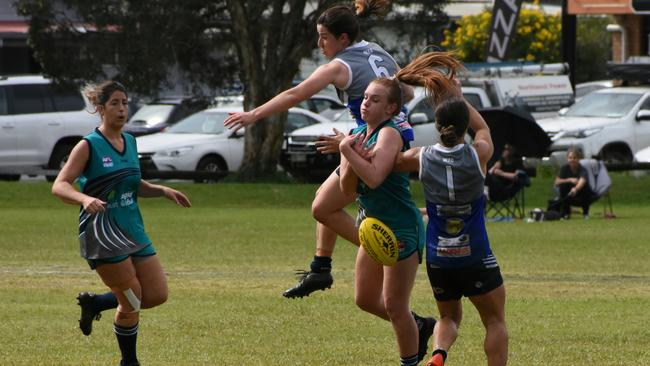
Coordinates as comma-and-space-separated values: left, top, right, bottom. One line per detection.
368, 51, 464, 118
395, 51, 463, 106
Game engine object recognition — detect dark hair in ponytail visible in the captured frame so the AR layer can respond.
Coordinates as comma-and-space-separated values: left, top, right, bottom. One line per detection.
318, 0, 391, 41
435, 97, 470, 147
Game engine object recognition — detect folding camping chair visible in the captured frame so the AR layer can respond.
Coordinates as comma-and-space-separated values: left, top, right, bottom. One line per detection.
485, 186, 526, 220
484, 167, 534, 220
579, 159, 615, 218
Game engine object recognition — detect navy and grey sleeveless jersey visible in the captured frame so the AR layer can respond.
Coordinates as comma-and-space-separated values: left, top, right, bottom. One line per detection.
77, 129, 151, 260
333, 41, 414, 142
419, 143, 498, 269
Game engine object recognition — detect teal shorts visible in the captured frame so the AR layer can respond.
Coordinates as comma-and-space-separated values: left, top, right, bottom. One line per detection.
86, 244, 156, 270
394, 223, 425, 263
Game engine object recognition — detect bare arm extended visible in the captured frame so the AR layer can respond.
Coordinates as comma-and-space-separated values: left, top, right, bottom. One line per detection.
138, 180, 192, 207
224, 61, 349, 131
394, 146, 422, 173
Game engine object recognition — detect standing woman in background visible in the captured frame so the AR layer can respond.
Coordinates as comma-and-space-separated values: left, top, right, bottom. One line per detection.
225, 0, 417, 300
52, 81, 191, 366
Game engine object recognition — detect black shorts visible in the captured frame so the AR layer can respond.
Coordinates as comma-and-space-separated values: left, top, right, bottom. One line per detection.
426, 264, 503, 301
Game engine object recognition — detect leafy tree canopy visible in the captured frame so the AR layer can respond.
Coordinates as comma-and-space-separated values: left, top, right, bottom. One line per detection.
16, 0, 450, 180
15, 0, 237, 96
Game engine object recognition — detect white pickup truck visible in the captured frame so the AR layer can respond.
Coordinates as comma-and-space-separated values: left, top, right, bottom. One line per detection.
538, 86, 650, 164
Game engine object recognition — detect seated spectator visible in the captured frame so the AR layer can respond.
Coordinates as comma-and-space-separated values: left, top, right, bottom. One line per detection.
485, 144, 529, 202
553, 147, 598, 219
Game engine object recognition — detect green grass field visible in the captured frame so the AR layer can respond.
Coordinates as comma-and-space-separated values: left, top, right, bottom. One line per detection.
1, 174, 650, 365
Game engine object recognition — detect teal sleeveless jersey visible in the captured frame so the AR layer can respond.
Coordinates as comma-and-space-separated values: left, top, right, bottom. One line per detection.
77, 129, 151, 260
352, 121, 424, 254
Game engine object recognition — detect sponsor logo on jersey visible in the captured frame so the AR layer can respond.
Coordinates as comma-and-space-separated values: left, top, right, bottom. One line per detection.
445, 218, 464, 235
102, 156, 114, 168
120, 191, 135, 207
106, 190, 118, 208
436, 234, 471, 257
437, 246, 471, 257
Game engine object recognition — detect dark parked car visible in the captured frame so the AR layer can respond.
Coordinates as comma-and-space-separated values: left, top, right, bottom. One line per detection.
124, 96, 211, 136
297, 94, 345, 119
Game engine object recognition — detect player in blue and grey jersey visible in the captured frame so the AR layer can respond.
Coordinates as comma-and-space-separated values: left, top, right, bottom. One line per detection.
397, 96, 508, 366
224, 1, 419, 301
52, 81, 191, 366
333, 40, 414, 141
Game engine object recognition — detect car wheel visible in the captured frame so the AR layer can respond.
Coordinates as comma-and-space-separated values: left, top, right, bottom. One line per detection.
46, 143, 75, 182
195, 156, 227, 183
601, 149, 631, 164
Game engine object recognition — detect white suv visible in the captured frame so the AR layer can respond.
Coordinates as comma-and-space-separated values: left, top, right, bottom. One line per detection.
0, 75, 100, 180
538, 87, 650, 164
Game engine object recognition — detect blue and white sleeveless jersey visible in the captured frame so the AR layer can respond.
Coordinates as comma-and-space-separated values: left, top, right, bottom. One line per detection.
419, 143, 498, 269
77, 129, 151, 260
333, 40, 414, 142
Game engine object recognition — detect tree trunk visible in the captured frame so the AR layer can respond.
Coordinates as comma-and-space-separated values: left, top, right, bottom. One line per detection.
226, 0, 329, 181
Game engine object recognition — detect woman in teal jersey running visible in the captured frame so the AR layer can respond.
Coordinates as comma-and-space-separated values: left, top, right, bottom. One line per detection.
52, 81, 191, 366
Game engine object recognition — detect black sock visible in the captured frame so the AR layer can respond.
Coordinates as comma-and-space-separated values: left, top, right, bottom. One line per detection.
114, 323, 139, 365
93, 292, 118, 313
310, 256, 332, 273
400, 353, 418, 366
432, 348, 448, 361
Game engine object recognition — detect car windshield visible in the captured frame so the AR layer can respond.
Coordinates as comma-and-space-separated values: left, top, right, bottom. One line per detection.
166, 111, 227, 134
128, 104, 174, 126
564, 92, 642, 118
332, 110, 356, 123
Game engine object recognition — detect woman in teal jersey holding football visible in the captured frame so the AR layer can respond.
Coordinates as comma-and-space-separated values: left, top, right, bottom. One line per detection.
52, 81, 191, 366
338, 51, 463, 366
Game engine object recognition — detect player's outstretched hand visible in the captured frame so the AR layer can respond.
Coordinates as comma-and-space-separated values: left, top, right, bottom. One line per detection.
224, 111, 257, 132
315, 128, 345, 154
163, 188, 192, 208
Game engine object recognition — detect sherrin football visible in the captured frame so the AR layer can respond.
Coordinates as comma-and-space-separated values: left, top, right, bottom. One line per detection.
358, 217, 398, 266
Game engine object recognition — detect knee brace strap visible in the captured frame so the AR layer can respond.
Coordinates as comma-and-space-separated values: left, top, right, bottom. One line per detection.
121, 288, 141, 312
